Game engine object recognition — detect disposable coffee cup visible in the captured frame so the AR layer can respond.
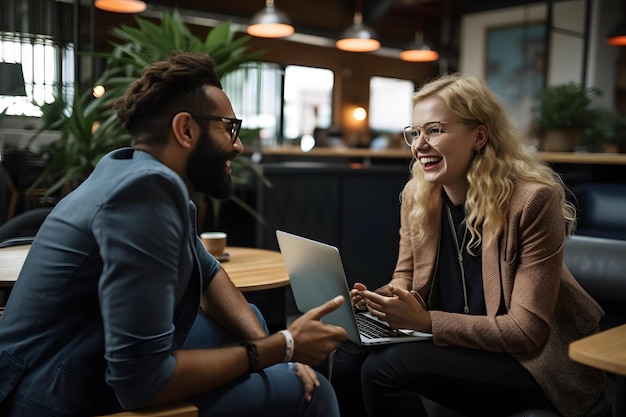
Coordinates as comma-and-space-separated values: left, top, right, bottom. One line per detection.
200, 232, 227, 256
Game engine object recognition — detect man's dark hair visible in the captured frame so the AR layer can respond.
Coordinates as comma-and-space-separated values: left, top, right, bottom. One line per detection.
114, 51, 223, 146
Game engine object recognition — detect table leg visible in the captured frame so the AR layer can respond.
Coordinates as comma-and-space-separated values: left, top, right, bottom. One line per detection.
243, 287, 287, 334
616, 375, 625, 417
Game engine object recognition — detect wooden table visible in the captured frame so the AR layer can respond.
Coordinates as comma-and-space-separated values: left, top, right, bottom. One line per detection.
570, 324, 626, 417
0, 245, 289, 291
219, 247, 291, 332
0, 244, 29, 287
0, 244, 291, 329
220, 246, 289, 292
569, 324, 626, 376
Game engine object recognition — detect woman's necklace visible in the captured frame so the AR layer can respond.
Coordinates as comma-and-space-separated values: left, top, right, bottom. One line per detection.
447, 206, 470, 314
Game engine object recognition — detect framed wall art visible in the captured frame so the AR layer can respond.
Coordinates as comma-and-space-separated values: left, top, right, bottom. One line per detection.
485, 23, 547, 133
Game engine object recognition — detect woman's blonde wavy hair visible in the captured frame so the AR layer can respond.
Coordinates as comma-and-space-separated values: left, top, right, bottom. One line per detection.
408, 73, 576, 251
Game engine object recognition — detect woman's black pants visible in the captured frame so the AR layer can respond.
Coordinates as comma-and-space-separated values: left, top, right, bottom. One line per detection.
330, 339, 556, 417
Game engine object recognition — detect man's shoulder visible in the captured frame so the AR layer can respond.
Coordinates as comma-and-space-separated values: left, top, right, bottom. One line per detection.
96, 148, 182, 184
71, 148, 188, 205
101, 148, 167, 170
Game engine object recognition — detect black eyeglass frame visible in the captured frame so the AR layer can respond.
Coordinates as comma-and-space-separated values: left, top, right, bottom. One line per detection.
189, 113, 243, 144
402, 121, 468, 147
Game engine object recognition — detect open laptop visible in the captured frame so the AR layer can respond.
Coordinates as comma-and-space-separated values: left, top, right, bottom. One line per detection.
276, 230, 432, 346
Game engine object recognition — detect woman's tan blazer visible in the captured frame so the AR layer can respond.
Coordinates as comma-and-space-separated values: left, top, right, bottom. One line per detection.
385, 178, 605, 417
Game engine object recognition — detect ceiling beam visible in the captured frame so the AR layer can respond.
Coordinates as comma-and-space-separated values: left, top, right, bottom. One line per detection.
364, 0, 403, 22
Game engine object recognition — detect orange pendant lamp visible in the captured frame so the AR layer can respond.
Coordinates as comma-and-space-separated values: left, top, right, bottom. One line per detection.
336, 11, 380, 53
400, 32, 439, 62
247, 0, 295, 38
606, 20, 626, 46
94, 0, 146, 13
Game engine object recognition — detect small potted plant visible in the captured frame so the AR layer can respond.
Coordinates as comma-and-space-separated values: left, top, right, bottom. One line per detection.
582, 107, 626, 153
535, 82, 600, 152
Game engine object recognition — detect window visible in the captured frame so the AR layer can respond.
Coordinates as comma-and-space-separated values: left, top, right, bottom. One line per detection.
369, 76, 414, 133
222, 63, 334, 147
283, 65, 333, 141
0, 32, 74, 117
221, 62, 283, 147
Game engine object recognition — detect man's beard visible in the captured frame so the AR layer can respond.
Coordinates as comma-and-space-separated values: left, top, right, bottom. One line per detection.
186, 128, 233, 199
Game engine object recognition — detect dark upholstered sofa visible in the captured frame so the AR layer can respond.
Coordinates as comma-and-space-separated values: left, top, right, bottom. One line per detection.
572, 183, 626, 241
565, 184, 626, 417
565, 235, 626, 331
506, 234, 626, 417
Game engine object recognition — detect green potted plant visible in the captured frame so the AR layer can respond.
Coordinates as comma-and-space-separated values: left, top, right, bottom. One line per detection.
535, 82, 601, 152
28, 89, 129, 196
582, 107, 626, 153
30, 10, 269, 230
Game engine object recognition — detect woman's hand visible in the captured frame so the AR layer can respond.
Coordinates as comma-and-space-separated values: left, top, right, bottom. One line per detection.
350, 282, 368, 311
359, 284, 432, 332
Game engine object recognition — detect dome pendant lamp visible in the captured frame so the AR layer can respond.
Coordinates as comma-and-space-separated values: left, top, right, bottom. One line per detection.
606, 20, 626, 46
94, 0, 146, 13
336, 11, 380, 52
247, 0, 295, 39
400, 32, 439, 62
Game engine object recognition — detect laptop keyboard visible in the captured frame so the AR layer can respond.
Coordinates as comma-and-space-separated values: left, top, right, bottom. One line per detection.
356, 313, 395, 339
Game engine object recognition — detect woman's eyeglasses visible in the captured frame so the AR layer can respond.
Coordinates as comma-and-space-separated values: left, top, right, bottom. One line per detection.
190, 113, 242, 144
402, 121, 466, 147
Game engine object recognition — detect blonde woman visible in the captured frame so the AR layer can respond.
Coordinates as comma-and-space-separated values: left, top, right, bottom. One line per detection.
331, 73, 605, 417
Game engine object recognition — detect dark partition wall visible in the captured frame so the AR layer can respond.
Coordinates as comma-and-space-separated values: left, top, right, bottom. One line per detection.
256, 163, 411, 290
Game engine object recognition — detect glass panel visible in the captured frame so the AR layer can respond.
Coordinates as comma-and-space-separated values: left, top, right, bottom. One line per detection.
369, 76, 414, 134
0, 33, 73, 117
221, 62, 283, 148
283, 65, 334, 142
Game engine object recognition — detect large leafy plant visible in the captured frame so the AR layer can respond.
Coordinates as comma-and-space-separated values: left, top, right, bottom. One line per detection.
29, 90, 128, 195
100, 10, 262, 87
32, 10, 268, 225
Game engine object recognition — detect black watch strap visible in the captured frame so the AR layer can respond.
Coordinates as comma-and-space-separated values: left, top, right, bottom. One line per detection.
241, 341, 259, 373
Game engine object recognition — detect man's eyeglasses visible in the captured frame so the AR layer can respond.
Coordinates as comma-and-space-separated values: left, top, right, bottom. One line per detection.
190, 114, 243, 145
402, 121, 466, 147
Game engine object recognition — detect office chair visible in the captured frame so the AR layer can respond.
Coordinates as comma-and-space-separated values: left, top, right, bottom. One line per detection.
0, 164, 19, 221
0, 206, 52, 243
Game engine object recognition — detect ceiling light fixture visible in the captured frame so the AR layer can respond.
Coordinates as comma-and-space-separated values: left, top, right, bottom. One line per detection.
336, 11, 380, 53
94, 0, 147, 14
606, 19, 626, 46
400, 32, 439, 62
247, 0, 295, 39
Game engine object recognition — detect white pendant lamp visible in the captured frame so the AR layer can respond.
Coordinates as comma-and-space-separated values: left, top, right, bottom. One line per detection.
336, 11, 380, 53
247, 0, 295, 39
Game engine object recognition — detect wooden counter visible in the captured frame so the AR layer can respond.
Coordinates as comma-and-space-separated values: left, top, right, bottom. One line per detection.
537, 151, 626, 165
258, 147, 626, 165
260, 146, 414, 160
254, 148, 626, 189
